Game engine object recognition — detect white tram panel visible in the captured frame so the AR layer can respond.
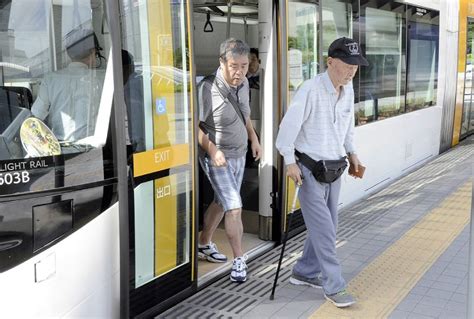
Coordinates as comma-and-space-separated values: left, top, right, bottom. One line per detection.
0, 205, 120, 318
339, 0, 451, 207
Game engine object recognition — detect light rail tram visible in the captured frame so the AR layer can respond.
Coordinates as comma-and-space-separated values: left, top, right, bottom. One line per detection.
0, 0, 471, 317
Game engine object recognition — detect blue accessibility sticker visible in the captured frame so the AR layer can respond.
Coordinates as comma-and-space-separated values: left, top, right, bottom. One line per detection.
156, 98, 166, 115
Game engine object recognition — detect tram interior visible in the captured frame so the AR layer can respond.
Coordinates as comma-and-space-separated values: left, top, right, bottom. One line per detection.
193, 0, 267, 280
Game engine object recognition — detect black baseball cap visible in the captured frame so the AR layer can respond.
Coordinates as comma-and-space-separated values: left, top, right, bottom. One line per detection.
328, 37, 369, 66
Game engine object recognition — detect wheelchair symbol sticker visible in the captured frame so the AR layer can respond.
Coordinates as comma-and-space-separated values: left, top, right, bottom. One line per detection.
156, 98, 166, 115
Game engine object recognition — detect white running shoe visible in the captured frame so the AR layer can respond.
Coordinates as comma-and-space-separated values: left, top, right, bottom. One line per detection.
230, 255, 248, 283
198, 242, 227, 263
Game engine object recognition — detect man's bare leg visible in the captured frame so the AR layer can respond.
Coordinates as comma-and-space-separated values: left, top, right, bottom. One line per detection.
199, 201, 225, 245
225, 208, 244, 258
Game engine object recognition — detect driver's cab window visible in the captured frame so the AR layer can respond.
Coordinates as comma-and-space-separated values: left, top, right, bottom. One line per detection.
30, 28, 105, 147
0, 0, 113, 195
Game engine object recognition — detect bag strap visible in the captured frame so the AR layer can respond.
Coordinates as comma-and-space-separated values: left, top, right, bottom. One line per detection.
295, 150, 319, 172
205, 75, 246, 126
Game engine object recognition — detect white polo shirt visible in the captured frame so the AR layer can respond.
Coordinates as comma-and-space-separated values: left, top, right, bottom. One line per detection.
276, 71, 356, 164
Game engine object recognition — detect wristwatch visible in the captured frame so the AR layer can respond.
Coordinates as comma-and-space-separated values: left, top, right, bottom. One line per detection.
347, 151, 356, 157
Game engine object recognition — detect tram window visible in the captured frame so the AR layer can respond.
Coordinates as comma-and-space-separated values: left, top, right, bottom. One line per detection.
406, 6, 439, 112
321, 0, 353, 105
322, 0, 353, 55
0, 0, 113, 195
288, 1, 320, 93
0, 106, 31, 160
120, 0, 194, 288
462, 19, 474, 136
358, 4, 407, 124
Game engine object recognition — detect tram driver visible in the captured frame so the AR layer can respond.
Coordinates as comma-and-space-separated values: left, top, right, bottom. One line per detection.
31, 28, 105, 147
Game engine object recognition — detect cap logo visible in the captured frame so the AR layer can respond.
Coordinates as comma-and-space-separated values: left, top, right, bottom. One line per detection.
346, 42, 359, 55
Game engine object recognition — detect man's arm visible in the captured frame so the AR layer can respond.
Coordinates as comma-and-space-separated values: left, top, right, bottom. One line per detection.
343, 107, 356, 156
245, 117, 262, 161
275, 83, 311, 185
197, 79, 227, 166
344, 108, 362, 177
198, 127, 226, 166
31, 80, 50, 120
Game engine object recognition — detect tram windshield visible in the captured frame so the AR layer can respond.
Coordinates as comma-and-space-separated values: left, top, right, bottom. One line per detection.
0, 0, 111, 159
0, 0, 113, 195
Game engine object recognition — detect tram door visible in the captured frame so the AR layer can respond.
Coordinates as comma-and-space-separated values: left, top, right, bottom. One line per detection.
279, 0, 353, 236
192, 0, 278, 281
118, 1, 197, 317
279, 0, 323, 237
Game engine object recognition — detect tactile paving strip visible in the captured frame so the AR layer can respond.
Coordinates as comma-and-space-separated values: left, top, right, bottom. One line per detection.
310, 182, 471, 318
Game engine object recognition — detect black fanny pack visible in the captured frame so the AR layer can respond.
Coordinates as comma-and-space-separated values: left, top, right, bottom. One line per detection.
295, 150, 347, 183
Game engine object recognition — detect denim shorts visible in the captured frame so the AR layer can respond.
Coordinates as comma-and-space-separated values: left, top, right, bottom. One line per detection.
199, 155, 245, 212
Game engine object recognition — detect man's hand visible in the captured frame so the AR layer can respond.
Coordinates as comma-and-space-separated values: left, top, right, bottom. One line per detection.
348, 153, 361, 178
251, 140, 262, 162
287, 163, 303, 185
210, 149, 227, 167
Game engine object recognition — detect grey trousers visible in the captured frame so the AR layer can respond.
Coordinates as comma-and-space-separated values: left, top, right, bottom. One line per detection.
293, 164, 346, 295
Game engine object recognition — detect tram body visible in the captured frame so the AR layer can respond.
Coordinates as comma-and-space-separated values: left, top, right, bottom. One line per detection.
0, 0, 470, 318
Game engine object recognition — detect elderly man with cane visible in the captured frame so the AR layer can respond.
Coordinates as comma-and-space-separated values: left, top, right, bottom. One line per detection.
274, 37, 367, 308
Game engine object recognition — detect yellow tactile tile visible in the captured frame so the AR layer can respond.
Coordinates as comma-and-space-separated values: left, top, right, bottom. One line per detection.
310, 182, 472, 319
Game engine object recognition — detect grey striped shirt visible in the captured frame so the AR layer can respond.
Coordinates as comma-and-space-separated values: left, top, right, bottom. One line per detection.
198, 68, 250, 158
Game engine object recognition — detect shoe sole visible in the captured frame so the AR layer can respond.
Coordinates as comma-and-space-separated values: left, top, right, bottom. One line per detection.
198, 252, 227, 263
289, 277, 322, 289
230, 275, 247, 283
324, 295, 356, 308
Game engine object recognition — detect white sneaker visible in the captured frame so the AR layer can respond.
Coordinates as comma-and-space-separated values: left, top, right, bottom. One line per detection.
198, 242, 227, 263
230, 255, 248, 283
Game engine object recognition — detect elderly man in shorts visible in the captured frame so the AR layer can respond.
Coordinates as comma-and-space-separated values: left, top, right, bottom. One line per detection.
197, 38, 262, 282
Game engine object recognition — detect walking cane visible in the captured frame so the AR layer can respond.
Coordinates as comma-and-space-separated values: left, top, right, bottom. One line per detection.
270, 183, 301, 300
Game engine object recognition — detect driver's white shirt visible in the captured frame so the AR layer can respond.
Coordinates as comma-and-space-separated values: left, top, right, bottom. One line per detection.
31, 62, 105, 142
